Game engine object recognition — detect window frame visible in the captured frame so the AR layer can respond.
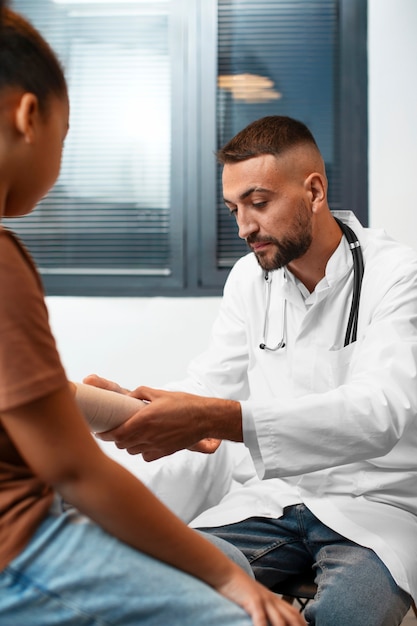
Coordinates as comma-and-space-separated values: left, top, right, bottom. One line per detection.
13, 0, 367, 297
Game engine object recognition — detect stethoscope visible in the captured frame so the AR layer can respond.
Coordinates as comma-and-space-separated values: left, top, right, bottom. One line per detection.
259, 217, 364, 351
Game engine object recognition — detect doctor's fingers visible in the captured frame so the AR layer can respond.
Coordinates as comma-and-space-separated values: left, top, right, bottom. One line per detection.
118, 438, 193, 459
115, 426, 204, 457
97, 410, 146, 444
83, 373, 130, 395
188, 438, 222, 454
99, 409, 203, 453
140, 447, 179, 462
129, 385, 163, 401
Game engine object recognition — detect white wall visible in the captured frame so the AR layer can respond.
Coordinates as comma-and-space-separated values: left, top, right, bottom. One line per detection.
47, 296, 221, 388
368, 0, 417, 247
47, 0, 417, 390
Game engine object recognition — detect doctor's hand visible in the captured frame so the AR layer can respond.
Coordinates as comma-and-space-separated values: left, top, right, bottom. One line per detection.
84, 377, 222, 456
97, 386, 242, 461
83, 373, 131, 395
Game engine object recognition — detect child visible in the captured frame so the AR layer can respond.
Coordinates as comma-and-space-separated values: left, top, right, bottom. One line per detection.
0, 4, 305, 625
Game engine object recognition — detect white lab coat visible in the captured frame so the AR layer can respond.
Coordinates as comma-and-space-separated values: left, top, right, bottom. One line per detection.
168, 211, 417, 601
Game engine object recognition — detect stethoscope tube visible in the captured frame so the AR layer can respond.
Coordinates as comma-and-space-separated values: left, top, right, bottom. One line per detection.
259, 272, 286, 350
334, 217, 364, 346
259, 217, 364, 350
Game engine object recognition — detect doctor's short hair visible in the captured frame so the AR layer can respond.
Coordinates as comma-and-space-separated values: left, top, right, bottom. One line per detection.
0, 2, 67, 112
217, 115, 320, 164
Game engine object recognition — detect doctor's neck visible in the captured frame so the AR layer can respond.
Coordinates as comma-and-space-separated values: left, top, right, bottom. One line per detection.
287, 211, 343, 293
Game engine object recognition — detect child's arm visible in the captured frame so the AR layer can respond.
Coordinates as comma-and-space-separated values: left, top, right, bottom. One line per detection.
72, 381, 146, 433
1, 385, 304, 626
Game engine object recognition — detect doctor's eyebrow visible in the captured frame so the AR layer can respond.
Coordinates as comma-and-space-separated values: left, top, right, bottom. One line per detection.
223, 186, 271, 205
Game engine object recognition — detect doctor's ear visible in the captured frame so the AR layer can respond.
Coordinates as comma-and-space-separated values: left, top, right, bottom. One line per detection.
304, 172, 327, 212
14, 93, 40, 143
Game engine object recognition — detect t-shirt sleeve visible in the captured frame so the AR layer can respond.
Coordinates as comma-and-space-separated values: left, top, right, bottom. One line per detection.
0, 230, 68, 411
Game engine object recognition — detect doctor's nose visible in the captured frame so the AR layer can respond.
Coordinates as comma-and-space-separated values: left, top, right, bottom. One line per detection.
237, 212, 259, 240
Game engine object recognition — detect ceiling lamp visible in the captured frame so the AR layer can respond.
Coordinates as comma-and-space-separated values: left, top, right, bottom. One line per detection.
218, 73, 282, 104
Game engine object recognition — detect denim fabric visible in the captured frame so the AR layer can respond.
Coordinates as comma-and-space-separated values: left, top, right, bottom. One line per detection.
0, 504, 253, 626
198, 504, 411, 626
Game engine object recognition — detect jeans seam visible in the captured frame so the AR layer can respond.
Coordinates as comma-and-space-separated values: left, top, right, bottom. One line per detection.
313, 550, 328, 603
246, 539, 301, 565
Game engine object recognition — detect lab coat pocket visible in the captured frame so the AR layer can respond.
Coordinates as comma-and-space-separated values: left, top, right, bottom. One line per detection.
312, 342, 356, 392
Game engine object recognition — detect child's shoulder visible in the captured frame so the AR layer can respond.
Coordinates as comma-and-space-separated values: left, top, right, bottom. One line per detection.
0, 225, 42, 290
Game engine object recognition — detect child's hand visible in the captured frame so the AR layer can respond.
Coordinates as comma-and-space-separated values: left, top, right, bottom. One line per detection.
217, 567, 306, 626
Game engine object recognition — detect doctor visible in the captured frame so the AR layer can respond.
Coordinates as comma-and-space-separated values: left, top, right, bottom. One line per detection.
90, 116, 417, 625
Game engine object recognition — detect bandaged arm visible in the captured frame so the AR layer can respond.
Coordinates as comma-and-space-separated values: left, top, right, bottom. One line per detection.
74, 382, 146, 433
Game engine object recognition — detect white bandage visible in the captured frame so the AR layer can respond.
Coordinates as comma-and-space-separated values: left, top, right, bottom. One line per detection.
74, 382, 146, 433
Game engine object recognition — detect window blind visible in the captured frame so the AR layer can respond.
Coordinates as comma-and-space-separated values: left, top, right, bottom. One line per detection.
8, 0, 174, 279
216, 0, 340, 268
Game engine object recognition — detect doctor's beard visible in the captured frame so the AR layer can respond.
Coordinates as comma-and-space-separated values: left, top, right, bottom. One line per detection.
247, 206, 313, 272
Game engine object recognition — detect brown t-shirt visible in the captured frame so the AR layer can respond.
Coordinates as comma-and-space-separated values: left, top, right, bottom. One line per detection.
0, 227, 68, 570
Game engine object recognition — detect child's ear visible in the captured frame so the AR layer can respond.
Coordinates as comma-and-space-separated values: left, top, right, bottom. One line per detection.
14, 93, 40, 143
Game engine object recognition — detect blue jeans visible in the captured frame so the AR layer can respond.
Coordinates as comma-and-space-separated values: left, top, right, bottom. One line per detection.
198, 504, 411, 626
0, 503, 253, 626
